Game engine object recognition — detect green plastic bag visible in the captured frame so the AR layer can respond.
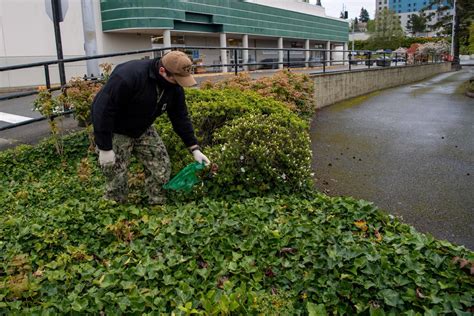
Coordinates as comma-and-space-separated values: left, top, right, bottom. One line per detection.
163, 162, 206, 192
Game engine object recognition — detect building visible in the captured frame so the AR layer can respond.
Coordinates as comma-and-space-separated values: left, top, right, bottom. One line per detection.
376, 0, 390, 15
0, 0, 348, 89
375, 0, 451, 36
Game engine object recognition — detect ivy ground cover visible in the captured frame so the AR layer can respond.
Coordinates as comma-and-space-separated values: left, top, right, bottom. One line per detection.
2, 74, 474, 314
0, 135, 473, 314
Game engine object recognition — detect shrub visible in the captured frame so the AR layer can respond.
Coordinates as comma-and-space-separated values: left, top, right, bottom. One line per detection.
204, 112, 313, 195
201, 71, 316, 120
154, 88, 291, 175
155, 89, 312, 197
32, 63, 112, 153
63, 78, 103, 126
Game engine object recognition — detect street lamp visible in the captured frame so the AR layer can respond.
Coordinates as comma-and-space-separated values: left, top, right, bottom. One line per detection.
450, 0, 456, 59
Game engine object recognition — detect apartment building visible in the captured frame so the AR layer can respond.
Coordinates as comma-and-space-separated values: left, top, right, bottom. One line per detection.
375, 0, 452, 36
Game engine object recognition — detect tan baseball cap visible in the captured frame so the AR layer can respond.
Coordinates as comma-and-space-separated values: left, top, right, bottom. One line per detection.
161, 51, 197, 87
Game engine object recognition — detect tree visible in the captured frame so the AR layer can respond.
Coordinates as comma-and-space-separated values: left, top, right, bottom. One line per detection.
367, 9, 405, 50
406, 13, 428, 36
367, 20, 376, 32
424, 0, 474, 63
359, 7, 370, 23
469, 23, 474, 54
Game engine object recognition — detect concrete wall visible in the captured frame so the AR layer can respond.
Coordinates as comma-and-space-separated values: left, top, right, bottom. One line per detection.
312, 63, 452, 108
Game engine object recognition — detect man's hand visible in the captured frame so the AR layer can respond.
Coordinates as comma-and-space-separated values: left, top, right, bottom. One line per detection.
192, 149, 210, 166
99, 150, 116, 167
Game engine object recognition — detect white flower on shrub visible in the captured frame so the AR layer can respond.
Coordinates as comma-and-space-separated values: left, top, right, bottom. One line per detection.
241, 167, 245, 173
240, 155, 244, 161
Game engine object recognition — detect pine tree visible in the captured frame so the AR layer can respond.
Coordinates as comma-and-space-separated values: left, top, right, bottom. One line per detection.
359, 8, 370, 23
406, 13, 428, 36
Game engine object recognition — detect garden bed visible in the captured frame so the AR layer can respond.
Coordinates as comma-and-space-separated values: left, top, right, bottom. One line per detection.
1, 71, 472, 314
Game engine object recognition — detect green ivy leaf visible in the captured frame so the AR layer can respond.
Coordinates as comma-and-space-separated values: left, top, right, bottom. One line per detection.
307, 302, 327, 316
380, 289, 401, 307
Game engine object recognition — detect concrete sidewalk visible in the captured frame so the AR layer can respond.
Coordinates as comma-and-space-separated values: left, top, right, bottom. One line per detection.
311, 68, 474, 250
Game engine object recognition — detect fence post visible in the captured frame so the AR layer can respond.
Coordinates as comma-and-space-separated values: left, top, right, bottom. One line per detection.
287, 50, 290, 69
405, 53, 408, 65
44, 64, 51, 90
323, 50, 326, 73
394, 53, 398, 66
348, 53, 352, 71
368, 52, 372, 69
234, 49, 238, 75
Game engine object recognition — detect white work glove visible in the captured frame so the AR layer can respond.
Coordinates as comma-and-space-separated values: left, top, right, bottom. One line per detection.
192, 149, 210, 166
99, 150, 116, 167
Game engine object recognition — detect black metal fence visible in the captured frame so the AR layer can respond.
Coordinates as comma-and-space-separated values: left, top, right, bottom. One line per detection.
0, 46, 446, 131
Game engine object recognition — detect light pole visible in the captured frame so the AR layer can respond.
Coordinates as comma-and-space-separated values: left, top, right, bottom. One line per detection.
450, 0, 456, 58
352, 19, 355, 52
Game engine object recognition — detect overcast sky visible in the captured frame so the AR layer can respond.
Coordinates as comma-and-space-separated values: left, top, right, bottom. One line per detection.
309, 0, 376, 20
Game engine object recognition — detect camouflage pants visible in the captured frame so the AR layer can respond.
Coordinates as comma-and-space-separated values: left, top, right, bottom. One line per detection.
100, 126, 171, 204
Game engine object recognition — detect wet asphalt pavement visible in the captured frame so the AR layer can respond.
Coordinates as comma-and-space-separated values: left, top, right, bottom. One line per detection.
311, 68, 474, 250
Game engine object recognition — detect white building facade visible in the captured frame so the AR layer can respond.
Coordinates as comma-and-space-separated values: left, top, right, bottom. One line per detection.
0, 0, 349, 89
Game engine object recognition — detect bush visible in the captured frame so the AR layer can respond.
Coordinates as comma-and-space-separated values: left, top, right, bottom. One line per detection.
154, 88, 292, 176
153, 88, 312, 197
201, 71, 316, 120
205, 112, 313, 195
354, 37, 451, 52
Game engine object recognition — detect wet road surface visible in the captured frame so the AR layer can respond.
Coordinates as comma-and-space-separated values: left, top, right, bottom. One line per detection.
311, 68, 474, 250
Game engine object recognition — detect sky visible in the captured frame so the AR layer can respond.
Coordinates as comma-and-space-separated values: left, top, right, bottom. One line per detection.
309, 0, 376, 20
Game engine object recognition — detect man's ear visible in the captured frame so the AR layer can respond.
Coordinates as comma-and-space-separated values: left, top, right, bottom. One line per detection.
158, 66, 166, 76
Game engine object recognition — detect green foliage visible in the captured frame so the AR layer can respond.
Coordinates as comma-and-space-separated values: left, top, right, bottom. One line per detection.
406, 13, 428, 36
468, 22, 474, 54
354, 37, 450, 51
468, 80, 474, 93
0, 153, 473, 314
205, 112, 312, 195
4, 65, 473, 314
153, 88, 312, 197
372, 9, 404, 40
32, 88, 66, 156
33, 63, 112, 153
154, 88, 290, 176
359, 7, 370, 23
201, 70, 316, 120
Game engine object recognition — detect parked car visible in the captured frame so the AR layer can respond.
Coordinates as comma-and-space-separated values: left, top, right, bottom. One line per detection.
376, 56, 392, 67
365, 59, 375, 66
258, 57, 308, 69
308, 56, 324, 67
392, 56, 406, 63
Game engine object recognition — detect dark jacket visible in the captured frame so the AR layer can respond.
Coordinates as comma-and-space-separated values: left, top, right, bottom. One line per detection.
92, 58, 197, 151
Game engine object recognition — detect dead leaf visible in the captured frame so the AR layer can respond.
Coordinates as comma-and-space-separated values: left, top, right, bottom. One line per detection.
354, 220, 368, 232
217, 276, 229, 289
416, 287, 426, 299
33, 268, 44, 278
265, 268, 275, 277
374, 229, 383, 242
279, 247, 297, 255
459, 259, 469, 269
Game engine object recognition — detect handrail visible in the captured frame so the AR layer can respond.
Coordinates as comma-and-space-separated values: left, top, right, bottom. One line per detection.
0, 45, 448, 132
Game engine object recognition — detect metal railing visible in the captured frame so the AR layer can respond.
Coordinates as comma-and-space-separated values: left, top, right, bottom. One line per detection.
0, 46, 447, 131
